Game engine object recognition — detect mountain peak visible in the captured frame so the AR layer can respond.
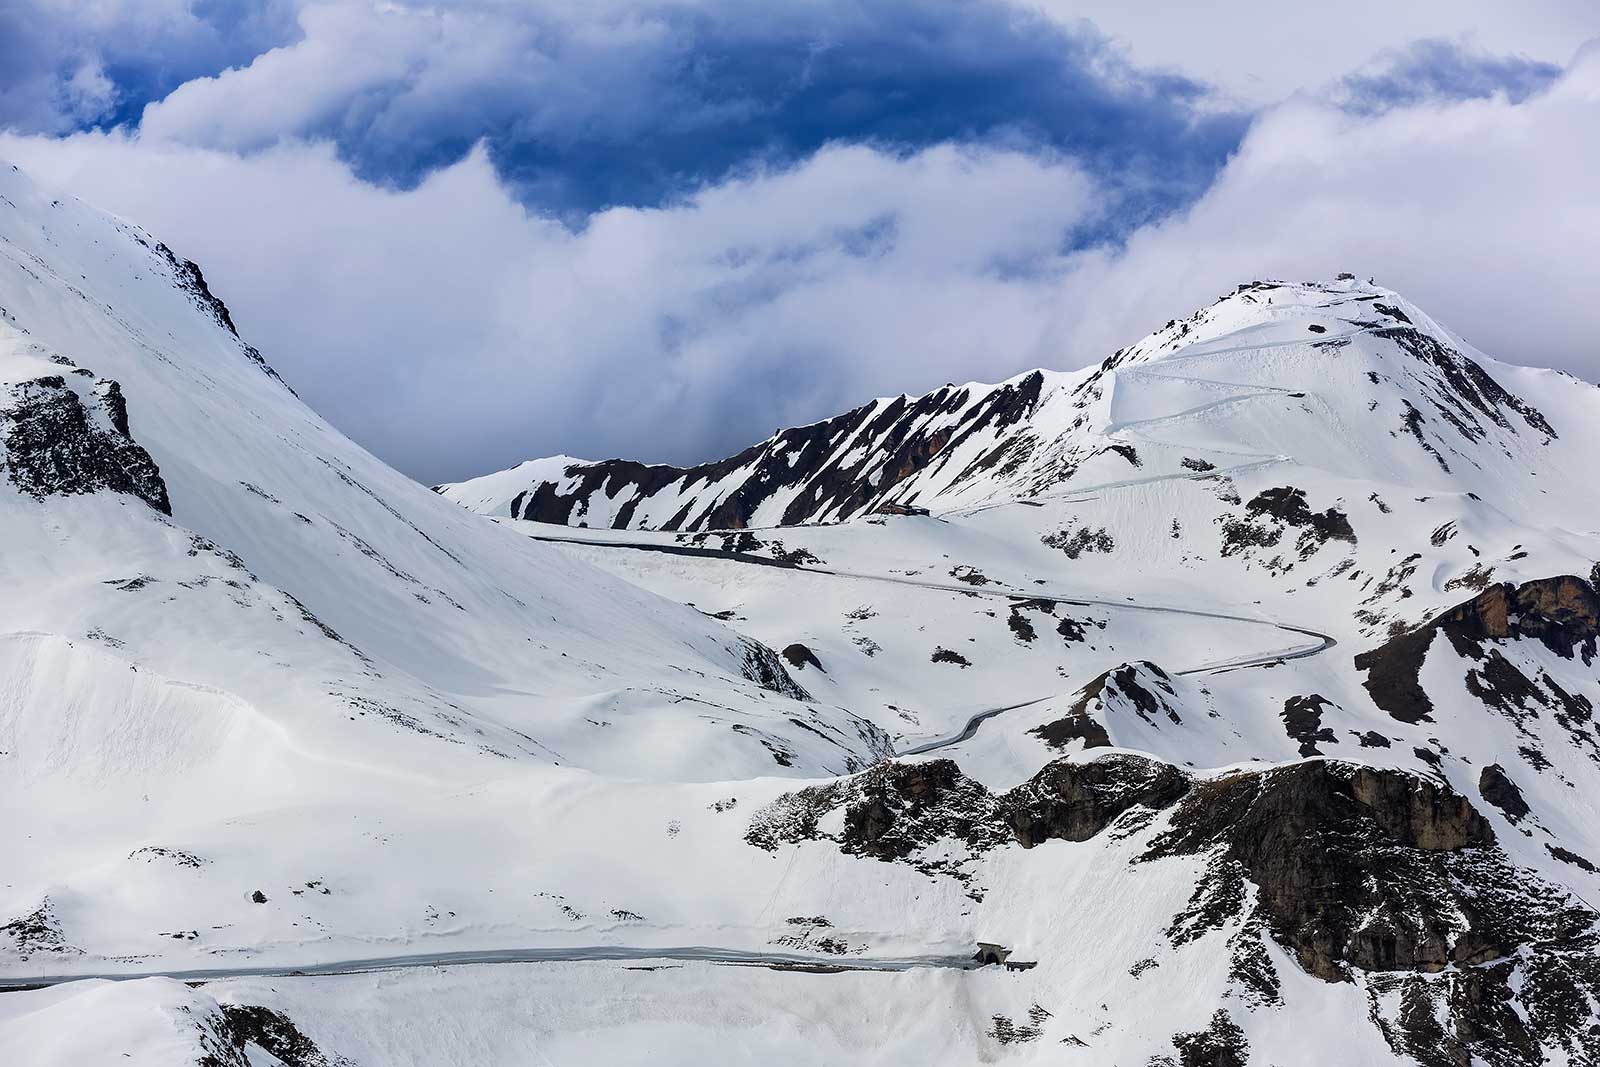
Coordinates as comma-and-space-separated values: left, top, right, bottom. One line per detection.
443, 276, 1594, 532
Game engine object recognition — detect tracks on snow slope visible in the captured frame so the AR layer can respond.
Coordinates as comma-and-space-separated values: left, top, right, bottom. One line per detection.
523, 531, 1337, 755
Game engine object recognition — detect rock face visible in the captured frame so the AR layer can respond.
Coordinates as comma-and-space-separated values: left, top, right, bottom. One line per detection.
1029, 661, 1183, 753
781, 643, 824, 672
1440, 575, 1599, 660
746, 753, 1189, 861
1355, 575, 1600, 724
1003, 753, 1189, 847
1244, 486, 1356, 558
735, 639, 813, 701
1477, 763, 1530, 823
1143, 761, 1496, 980
750, 756, 1600, 1065
486, 370, 1048, 530
1145, 761, 1600, 1066
2, 375, 171, 514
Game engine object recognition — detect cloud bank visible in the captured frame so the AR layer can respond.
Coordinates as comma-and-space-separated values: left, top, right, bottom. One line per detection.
2, 3, 1596, 484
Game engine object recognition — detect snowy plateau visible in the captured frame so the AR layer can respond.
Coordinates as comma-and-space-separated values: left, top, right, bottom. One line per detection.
2, 160, 1600, 1066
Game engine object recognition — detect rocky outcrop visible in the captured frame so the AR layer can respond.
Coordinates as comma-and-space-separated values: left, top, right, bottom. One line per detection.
1143, 762, 1496, 980
1355, 576, 1600, 724
781, 643, 824, 672
1029, 661, 1182, 749
1281, 694, 1339, 756
474, 371, 1047, 531
1144, 760, 1600, 1065
1439, 575, 1599, 661
1477, 763, 1530, 823
1, 375, 171, 514
1245, 486, 1356, 558
152, 240, 297, 395
1002, 753, 1189, 847
736, 639, 812, 701
745, 752, 1189, 859
751, 751, 1597, 1062
1171, 1009, 1250, 1067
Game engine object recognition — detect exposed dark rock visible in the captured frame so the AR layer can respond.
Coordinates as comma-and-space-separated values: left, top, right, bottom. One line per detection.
1042, 525, 1115, 558
2, 375, 171, 514
988, 1008, 1046, 1045
2, 899, 74, 957
154, 242, 296, 395
1547, 845, 1597, 873
1245, 486, 1355, 558
1171, 1009, 1250, 1067
1356, 576, 1600, 726
1143, 761, 1496, 981
1281, 694, 1339, 755
930, 647, 971, 667
1217, 513, 1282, 559
250, 890, 268, 904
1355, 730, 1392, 748
748, 753, 1188, 863
949, 564, 990, 585
1060, 661, 1183, 734
1027, 707, 1111, 752
1030, 662, 1182, 750
781, 643, 823, 672
215, 1003, 352, 1067
1413, 746, 1443, 769
1399, 399, 1450, 472
1477, 764, 1530, 823
1003, 754, 1189, 847
1378, 325, 1556, 442
737, 640, 812, 700
502, 371, 1046, 530
129, 846, 204, 868
1444, 562, 1494, 593
1006, 607, 1037, 643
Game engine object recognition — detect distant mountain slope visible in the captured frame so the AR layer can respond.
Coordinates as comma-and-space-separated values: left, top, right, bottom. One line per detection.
441, 276, 1599, 532
0, 161, 893, 815
8, 160, 1600, 1067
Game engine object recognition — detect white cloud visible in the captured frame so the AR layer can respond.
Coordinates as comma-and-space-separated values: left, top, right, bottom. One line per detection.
1040, 40, 1600, 379
0, 133, 1096, 481
3, 40, 1597, 484
1025, 0, 1600, 106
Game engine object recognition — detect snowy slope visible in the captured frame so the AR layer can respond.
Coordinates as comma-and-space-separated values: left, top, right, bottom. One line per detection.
442, 276, 1600, 535
5, 158, 1600, 1067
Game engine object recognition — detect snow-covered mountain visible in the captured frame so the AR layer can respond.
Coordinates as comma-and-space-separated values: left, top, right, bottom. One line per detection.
440, 275, 1598, 535
5, 160, 1600, 1067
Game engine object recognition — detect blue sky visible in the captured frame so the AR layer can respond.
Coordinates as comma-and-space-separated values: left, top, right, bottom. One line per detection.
2, 1, 1597, 482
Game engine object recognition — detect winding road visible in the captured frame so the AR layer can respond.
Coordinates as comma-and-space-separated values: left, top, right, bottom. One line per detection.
0, 527, 1335, 995
0, 945, 977, 991
525, 529, 1337, 757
